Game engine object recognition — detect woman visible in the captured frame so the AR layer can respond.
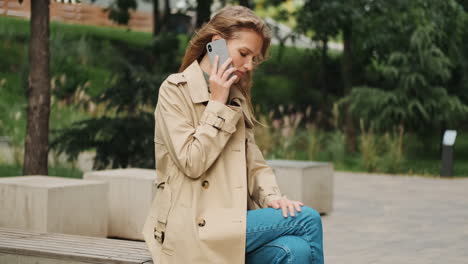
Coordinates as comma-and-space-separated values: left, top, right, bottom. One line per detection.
142, 5, 324, 264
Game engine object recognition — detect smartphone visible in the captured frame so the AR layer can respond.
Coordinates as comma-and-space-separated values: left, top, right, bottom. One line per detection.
206, 39, 235, 78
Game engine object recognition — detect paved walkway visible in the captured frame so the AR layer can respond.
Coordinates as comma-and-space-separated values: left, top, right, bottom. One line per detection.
322, 172, 468, 264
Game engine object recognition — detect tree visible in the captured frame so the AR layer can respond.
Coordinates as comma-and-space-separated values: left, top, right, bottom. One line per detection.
101, 0, 220, 34
239, 0, 250, 8
23, 0, 51, 175
265, 4, 299, 62
296, 0, 339, 99
196, 0, 213, 28
456, 0, 468, 10
297, 0, 373, 152
342, 0, 468, 136
52, 33, 181, 169
297, 0, 468, 150
104, 0, 137, 26
96, 0, 164, 36
22, 0, 77, 175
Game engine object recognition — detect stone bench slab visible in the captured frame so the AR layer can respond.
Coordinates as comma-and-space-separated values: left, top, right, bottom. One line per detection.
83, 169, 157, 241
0, 176, 108, 237
267, 160, 334, 214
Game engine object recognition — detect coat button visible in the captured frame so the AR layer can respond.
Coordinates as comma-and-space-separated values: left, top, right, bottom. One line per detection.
198, 219, 206, 227
201, 180, 209, 189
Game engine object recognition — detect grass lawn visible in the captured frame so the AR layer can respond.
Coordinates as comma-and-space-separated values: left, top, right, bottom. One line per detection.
0, 16, 153, 46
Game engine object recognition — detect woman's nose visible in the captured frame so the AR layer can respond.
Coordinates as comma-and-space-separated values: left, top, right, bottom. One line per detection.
244, 59, 254, 71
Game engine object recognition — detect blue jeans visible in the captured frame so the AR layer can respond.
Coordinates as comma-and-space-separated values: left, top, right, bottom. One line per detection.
245, 206, 324, 264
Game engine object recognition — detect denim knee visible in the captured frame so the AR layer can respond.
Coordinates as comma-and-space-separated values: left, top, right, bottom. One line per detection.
269, 235, 312, 264
286, 236, 313, 263
301, 206, 321, 220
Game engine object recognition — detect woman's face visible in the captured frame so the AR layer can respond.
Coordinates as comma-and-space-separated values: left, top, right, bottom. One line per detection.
214, 29, 263, 83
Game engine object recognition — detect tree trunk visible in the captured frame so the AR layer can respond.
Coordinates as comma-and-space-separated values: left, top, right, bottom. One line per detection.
277, 42, 285, 62
342, 26, 352, 96
196, 0, 213, 29
23, 0, 51, 175
153, 0, 161, 35
319, 38, 328, 99
161, 0, 170, 32
239, 0, 250, 8
342, 25, 357, 152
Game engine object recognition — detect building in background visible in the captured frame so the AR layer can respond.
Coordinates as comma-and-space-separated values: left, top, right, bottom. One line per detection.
0, 0, 153, 32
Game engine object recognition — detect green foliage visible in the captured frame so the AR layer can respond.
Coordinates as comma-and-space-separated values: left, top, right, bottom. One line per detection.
358, 120, 379, 171
0, 34, 28, 165
324, 104, 345, 165
255, 104, 348, 167
255, 106, 304, 160
252, 75, 295, 106
52, 115, 154, 169
324, 130, 346, 167
51, 33, 181, 169
0, 16, 159, 170
304, 122, 323, 161
50, 34, 95, 101
255, 104, 412, 175
341, 0, 468, 132
355, 119, 405, 173
252, 46, 342, 110
106, 0, 137, 25
2, 10, 468, 176
378, 126, 405, 173
296, 0, 341, 41
0, 86, 26, 165
90, 0, 136, 26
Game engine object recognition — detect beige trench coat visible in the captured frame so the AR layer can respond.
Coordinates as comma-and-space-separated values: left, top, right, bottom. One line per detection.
142, 60, 283, 264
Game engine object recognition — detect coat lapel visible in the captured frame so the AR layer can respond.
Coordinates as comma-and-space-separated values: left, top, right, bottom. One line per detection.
183, 60, 210, 104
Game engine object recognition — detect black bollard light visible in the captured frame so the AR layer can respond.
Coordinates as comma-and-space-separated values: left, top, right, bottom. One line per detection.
440, 130, 457, 177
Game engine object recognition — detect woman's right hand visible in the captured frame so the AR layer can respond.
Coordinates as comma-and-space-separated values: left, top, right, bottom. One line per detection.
209, 55, 238, 104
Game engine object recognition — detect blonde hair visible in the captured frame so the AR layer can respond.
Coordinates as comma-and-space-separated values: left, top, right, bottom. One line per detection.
179, 5, 272, 126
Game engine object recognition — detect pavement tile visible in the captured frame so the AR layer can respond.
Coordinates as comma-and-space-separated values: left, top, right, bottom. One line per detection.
322, 172, 468, 263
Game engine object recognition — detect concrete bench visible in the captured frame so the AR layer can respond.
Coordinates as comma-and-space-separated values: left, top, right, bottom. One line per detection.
83, 168, 157, 241
0, 227, 153, 264
267, 160, 334, 214
0, 176, 108, 237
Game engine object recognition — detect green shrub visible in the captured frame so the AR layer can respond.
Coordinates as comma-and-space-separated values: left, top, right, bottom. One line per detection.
359, 120, 379, 172
51, 33, 181, 169
377, 125, 405, 173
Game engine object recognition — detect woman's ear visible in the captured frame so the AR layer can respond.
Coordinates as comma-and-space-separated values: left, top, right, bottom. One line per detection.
211, 34, 222, 42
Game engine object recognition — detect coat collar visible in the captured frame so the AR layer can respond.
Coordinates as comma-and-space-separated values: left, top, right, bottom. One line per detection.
182, 60, 254, 128
183, 60, 210, 104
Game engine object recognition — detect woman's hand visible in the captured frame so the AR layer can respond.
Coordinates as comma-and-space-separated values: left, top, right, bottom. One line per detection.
266, 197, 304, 218
209, 55, 238, 104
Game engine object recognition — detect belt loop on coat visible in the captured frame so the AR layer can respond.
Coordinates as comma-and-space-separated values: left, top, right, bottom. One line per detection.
153, 175, 171, 244
154, 225, 165, 243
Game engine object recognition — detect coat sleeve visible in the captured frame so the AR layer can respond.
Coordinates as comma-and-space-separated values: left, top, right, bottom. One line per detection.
155, 79, 242, 179
246, 127, 284, 208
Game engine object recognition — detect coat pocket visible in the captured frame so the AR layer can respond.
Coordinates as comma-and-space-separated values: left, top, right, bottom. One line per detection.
197, 208, 244, 254
198, 208, 246, 263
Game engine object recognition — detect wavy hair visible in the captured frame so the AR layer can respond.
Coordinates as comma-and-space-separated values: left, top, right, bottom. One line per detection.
179, 5, 272, 125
